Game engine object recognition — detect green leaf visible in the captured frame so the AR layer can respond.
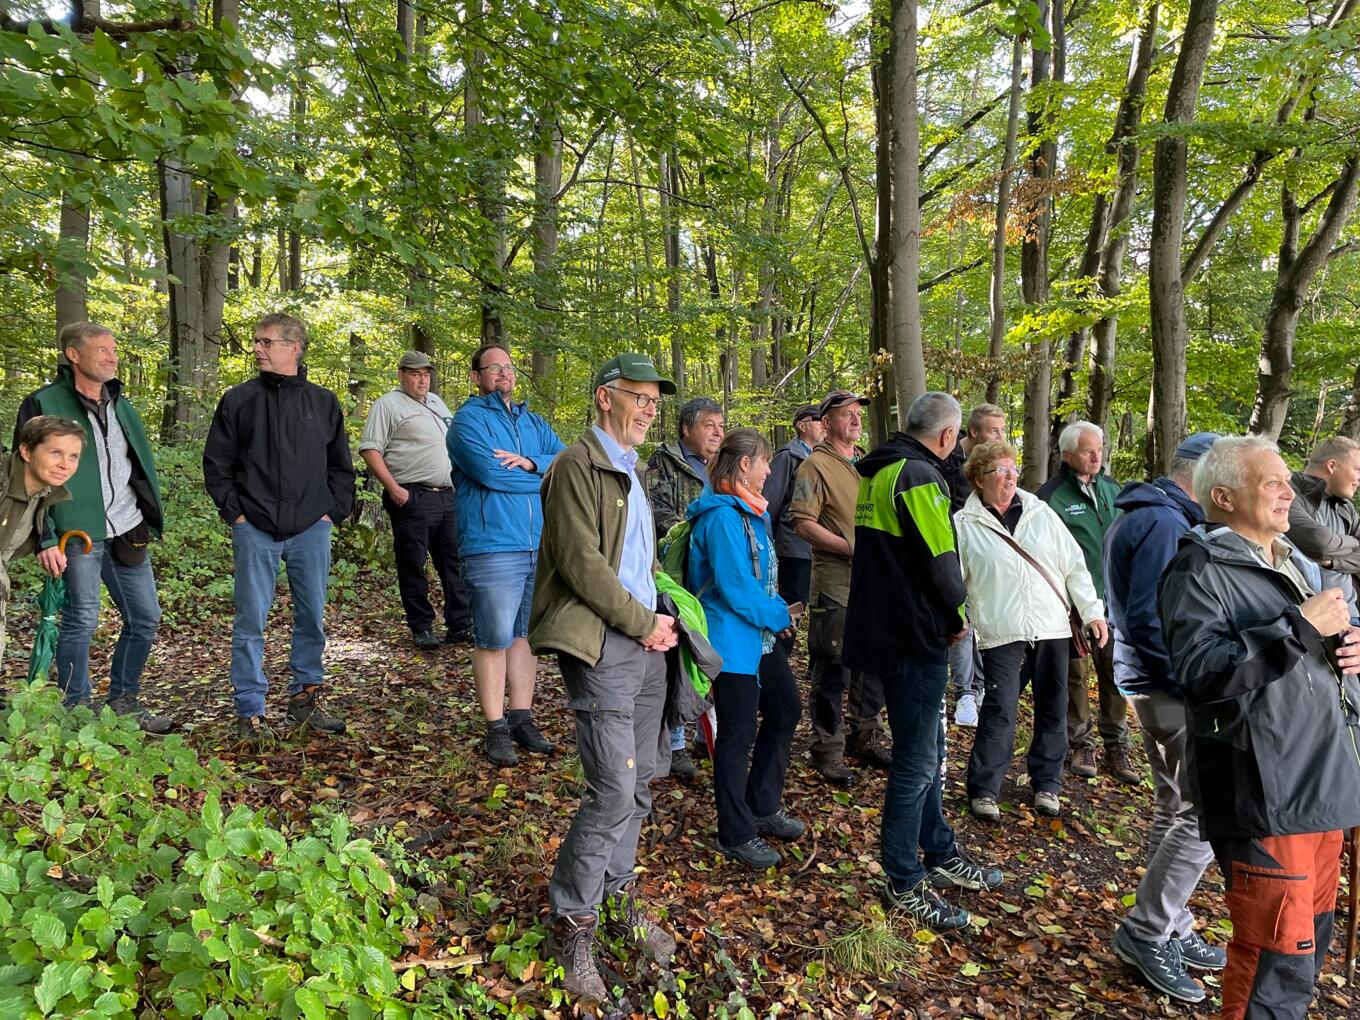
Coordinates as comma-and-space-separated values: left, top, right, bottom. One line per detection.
0, 861, 18, 895
41, 800, 64, 834
295, 986, 326, 1020
202, 793, 223, 833
33, 961, 70, 1014
30, 912, 67, 951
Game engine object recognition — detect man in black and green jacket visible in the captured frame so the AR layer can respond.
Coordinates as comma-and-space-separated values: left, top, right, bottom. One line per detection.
15, 322, 171, 731
844, 392, 1002, 933
1035, 420, 1130, 783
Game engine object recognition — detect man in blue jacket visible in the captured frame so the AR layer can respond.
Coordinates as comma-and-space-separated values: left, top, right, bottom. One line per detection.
447, 344, 566, 766
1105, 432, 1226, 1002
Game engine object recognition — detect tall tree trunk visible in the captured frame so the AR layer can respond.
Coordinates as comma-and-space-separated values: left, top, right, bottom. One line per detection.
1147, 0, 1218, 476
889, 0, 925, 418
1248, 151, 1360, 438
465, 0, 504, 346
1018, 0, 1058, 489
1340, 363, 1360, 440
160, 0, 236, 442
660, 147, 685, 392
530, 116, 563, 413
287, 77, 304, 292
986, 31, 1024, 404
870, 17, 895, 440
54, 0, 100, 342
1088, 1, 1159, 435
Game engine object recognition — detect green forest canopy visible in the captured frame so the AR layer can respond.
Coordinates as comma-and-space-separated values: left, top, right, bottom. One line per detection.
1, 0, 1358, 480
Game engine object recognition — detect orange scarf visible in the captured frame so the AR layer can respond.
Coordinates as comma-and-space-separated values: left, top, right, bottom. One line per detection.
716, 478, 768, 517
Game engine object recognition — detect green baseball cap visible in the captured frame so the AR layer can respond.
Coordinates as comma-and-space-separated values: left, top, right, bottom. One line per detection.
592, 352, 677, 394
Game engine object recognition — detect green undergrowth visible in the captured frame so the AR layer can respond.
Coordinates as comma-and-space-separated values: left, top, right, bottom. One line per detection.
0, 683, 542, 1019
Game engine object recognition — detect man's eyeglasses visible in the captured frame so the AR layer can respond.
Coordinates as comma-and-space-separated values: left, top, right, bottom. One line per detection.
984, 466, 1020, 478
477, 362, 516, 375
611, 386, 663, 410
253, 336, 298, 349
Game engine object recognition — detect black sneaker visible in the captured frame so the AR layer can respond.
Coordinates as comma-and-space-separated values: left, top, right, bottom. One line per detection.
883, 879, 970, 931
444, 626, 474, 645
722, 836, 781, 870
286, 688, 346, 734
413, 631, 441, 650
754, 808, 806, 841
1176, 931, 1226, 971
1112, 926, 1204, 1003
104, 694, 173, 734
928, 851, 1004, 891
547, 914, 608, 1002
485, 725, 518, 766
510, 717, 556, 755
668, 748, 699, 780
236, 715, 277, 745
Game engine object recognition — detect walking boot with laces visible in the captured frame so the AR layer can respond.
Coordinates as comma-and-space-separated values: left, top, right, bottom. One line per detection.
104, 694, 173, 734
547, 913, 609, 1002
286, 687, 346, 734
236, 715, 277, 745
1102, 745, 1141, 785
602, 890, 677, 962
508, 713, 556, 755
847, 733, 892, 769
484, 720, 518, 765
1069, 745, 1098, 779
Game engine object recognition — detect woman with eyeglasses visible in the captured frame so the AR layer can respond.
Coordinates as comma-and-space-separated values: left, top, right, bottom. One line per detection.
954, 440, 1108, 821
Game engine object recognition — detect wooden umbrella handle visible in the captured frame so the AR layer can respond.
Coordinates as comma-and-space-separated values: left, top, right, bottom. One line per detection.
57, 530, 92, 555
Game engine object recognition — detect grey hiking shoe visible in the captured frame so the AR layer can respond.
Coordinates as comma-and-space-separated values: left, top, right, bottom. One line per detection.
236, 715, 277, 746
1034, 790, 1061, 816
105, 694, 173, 734
286, 687, 346, 734
1112, 925, 1205, 1003
547, 914, 608, 1002
884, 879, 970, 931
970, 797, 1000, 821
1176, 931, 1226, 971
755, 808, 806, 841
667, 748, 698, 780
722, 837, 781, 870
602, 890, 677, 962
413, 630, 441, 650
928, 851, 1003, 891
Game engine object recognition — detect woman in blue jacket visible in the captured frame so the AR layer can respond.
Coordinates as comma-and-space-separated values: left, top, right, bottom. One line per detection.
688, 428, 804, 870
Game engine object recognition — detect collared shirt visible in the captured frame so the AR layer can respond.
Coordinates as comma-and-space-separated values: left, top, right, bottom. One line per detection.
792, 438, 812, 458
74, 385, 142, 539
0, 456, 46, 564
359, 389, 455, 487
681, 443, 710, 485
984, 492, 1024, 534
1243, 534, 1315, 596
592, 426, 656, 610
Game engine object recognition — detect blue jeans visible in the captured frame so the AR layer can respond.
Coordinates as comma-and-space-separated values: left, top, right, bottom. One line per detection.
460, 551, 535, 651
881, 656, 958, 892
56, 539, 162, 705
230, 519, 332, 718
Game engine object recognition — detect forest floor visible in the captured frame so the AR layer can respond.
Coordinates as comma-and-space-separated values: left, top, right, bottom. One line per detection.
11, 566, 1360, 1019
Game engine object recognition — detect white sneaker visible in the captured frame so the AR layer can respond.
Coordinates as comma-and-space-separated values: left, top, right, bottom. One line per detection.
954, 694, 979, 727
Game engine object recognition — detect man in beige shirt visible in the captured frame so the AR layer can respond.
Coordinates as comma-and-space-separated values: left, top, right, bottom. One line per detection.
788, 389, 887, 785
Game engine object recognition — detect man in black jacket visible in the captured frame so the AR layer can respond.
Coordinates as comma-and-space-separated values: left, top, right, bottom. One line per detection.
1159, 435, 1360, 1020
1286, 435, 1360, 618
845, 392, 1002, 932
762, 404, 822, 609
203, 313, 357, 743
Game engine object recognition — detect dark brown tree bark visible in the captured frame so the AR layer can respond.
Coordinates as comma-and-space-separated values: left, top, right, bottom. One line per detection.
986, 32, 1024, 405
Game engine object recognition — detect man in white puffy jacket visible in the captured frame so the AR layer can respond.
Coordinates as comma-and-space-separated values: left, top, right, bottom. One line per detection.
954, 439, 1108, 820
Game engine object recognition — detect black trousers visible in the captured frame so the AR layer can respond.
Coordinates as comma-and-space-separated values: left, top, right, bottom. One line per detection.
776, 556, 811, 607
711, 645, 802, 847
966, 638, 1070, 798
383, 486, 472, 635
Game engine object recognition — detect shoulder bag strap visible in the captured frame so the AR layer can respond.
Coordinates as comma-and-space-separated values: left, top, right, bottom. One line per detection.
695, 513, 762, 600
991, 526, 1072, 615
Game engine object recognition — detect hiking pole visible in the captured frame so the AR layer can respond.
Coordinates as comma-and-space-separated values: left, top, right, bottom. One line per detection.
1347, 825, 1360, 986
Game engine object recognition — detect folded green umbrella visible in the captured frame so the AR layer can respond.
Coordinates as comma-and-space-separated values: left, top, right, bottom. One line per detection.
27, 531, 90, 685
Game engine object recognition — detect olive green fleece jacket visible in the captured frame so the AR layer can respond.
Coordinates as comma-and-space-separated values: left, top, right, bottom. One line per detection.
529, 428, 659, 666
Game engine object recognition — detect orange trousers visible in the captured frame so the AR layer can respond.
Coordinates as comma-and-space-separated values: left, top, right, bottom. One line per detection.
1210, 830, 1342, 1020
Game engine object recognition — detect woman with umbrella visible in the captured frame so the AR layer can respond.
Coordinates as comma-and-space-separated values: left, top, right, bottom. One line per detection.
1, 416, 84, 666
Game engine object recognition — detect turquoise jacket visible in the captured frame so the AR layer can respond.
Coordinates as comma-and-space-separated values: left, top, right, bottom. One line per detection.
686, 489, 790, 676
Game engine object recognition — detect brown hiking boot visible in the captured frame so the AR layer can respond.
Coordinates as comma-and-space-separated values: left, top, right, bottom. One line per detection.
1069, 745, 1098, 779
602, 890, 677, 962
1103, 746, 1141, 785
847, 733, 892, 769
813, 758, 854, 787
547, 914, 608, 1002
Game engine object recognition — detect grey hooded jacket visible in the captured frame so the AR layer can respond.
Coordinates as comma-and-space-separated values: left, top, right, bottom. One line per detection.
1158, 524, 1360, 841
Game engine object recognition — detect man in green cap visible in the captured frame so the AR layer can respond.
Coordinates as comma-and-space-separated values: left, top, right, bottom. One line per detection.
530, 352, 681, 1005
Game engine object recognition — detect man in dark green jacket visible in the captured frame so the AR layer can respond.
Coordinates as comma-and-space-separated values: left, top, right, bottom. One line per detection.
1035, 420, 1132, 783
16, 323, 171, 731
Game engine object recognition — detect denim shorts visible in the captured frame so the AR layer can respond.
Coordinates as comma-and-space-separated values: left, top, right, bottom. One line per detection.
460, 551, 536, 650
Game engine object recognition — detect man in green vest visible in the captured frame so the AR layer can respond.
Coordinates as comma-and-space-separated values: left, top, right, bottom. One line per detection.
15, 322, 172, 732
1035, 420, 1135, 784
